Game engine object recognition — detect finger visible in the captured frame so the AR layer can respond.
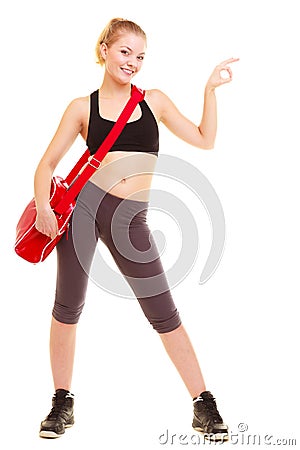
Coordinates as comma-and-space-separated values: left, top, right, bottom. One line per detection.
219, 57, 239, 66
220, 67, 232, 81
54, 221, 59, 235
51, 224, 59, 239
220, 75, 233, 85
225, 67, 233, 78
49, 228, 58, 240
35, 224, 45, 234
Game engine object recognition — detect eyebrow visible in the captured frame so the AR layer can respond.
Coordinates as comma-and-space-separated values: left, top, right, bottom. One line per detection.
121, 45, 145, 55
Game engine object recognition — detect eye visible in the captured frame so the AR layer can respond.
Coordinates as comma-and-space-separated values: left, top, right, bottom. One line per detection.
137, 56, 144, 61
121, 50, 129, 55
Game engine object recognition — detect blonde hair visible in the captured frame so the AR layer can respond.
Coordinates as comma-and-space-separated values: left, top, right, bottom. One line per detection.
95, 18, 147, 65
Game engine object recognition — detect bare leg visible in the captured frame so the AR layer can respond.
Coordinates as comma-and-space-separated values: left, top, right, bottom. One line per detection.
49, 318, 204, 397
50, 317, 77, 391
159, 324, 206, 398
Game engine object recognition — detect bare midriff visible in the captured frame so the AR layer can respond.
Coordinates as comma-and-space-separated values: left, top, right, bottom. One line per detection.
88, 150, 157, 202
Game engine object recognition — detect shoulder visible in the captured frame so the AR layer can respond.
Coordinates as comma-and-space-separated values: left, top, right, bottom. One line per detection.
62, 95, 90, 123
68, 95, 89, 113
144, 89, 173, 121
145, 88, 169, 103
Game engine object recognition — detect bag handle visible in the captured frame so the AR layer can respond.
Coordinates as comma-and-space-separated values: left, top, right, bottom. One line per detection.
54, 85, 145, 215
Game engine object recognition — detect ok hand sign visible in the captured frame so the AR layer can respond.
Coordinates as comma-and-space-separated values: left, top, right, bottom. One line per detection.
206, 58, 240, 89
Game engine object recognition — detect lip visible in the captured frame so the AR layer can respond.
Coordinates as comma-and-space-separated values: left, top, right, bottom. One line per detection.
121, 67, 134, 75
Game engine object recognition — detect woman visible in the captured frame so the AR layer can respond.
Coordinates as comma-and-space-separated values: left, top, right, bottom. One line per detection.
35, 18, 238, 441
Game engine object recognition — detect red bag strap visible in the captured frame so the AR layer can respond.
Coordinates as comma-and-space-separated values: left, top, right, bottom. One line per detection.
64, 149, 91, 186
54, 85, 145, 215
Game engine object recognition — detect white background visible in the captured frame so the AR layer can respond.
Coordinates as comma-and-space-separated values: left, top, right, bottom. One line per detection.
1, 0, 299, 448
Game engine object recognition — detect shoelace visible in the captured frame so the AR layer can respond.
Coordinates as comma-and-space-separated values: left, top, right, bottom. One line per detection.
202, 397, 223, 423
46, 398, 68, 420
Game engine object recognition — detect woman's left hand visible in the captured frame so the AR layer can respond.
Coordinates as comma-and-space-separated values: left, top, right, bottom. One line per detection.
206, 58, 239, 90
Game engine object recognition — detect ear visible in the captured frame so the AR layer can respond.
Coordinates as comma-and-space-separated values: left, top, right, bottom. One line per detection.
99, 43, 108, 62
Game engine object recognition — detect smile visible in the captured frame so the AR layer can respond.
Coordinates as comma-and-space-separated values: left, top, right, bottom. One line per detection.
121, 68, 134, 75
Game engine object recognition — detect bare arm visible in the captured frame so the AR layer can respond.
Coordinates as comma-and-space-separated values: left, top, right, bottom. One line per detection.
34, 97, 87, 239
156, 58, 239, 149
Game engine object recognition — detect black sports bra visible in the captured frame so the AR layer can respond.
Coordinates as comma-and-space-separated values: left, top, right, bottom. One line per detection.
86, 90, 159, 157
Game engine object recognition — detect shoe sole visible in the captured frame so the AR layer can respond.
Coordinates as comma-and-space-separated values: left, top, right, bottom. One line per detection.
39, 423, 74, 439
192, 426, 229, 442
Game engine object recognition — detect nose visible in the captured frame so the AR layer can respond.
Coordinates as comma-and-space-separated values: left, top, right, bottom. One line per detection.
127, 57, 136, 69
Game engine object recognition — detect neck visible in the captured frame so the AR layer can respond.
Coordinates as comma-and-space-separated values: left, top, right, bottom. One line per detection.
99, 75, 132, 99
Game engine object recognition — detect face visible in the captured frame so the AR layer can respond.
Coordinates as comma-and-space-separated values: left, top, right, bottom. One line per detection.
101, 33, 146, 84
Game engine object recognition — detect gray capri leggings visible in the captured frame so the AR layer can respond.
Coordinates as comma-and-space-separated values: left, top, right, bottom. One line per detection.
53, 181, 182, 333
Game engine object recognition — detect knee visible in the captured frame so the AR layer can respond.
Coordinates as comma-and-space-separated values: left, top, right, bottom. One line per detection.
138, 291, 182, 334
151, 311, 182, 334
52, 299, 85, 325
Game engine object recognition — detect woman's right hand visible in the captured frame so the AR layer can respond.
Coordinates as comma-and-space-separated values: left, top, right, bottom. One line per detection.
35, 205, 59, 240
